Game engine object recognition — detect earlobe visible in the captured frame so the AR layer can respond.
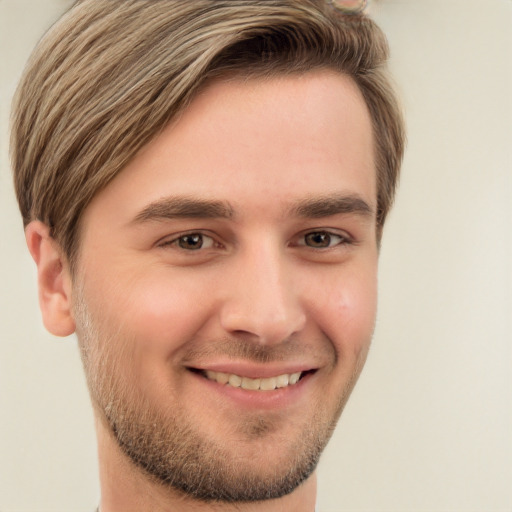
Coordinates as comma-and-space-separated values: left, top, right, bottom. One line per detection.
25, 221, 76, 337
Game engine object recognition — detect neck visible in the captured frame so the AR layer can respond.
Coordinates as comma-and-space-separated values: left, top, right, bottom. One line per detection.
95, 416, 317, 512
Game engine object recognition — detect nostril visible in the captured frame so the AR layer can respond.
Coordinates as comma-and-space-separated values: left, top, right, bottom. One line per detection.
220, 308, 306, 346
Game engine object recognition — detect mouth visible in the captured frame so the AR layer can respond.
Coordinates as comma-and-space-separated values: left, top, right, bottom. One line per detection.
191, 369, 316, 392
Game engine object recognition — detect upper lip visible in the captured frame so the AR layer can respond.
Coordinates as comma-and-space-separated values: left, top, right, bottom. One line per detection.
188, 362, 317, 379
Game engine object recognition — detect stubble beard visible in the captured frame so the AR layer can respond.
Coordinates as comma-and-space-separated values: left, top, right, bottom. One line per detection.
73, 290, 367, 503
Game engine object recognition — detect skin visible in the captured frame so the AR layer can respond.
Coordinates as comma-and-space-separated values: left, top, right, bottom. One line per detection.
26, 70, 378, 512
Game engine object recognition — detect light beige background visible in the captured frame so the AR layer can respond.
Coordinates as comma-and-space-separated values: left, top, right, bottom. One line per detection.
1, 1, 511, 511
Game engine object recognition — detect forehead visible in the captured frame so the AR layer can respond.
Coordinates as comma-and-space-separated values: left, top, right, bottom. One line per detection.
81, 70, 375, 229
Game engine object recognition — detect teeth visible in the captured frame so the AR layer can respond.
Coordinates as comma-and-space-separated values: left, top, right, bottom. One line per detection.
228, 374, 242, 387
260, 377, 277, 391
241, 377, 260, 390
216, 372, 229, 385
276, 374, 289, 388
204, 370, 302, 391
289, 373, 301, 385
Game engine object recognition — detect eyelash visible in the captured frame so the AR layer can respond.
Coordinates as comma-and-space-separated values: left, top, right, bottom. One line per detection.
159, 232, 218, 251
296, 230, 351, 249
158, 230, 352, 252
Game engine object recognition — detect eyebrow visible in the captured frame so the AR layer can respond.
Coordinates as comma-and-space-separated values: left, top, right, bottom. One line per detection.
131, 192, 374, 225
132, 196, 234, 224
290, 193, 375, 219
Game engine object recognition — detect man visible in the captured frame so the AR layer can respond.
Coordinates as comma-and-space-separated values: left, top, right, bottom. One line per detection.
10, 0, 405, 510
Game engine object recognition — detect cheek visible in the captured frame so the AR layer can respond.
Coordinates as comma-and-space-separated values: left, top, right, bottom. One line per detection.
134, 277, 207, 341
77, 269, 217, 402
312, 266, 378, 359
82, 266, 217, 355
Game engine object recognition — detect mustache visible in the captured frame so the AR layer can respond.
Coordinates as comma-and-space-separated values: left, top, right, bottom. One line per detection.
180, 336, 335, 366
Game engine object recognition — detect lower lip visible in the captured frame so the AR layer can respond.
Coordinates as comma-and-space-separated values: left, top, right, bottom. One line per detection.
189, 370, 315, 410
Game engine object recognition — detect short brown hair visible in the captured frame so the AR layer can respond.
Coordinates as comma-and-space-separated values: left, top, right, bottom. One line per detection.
11, 0, 405, 267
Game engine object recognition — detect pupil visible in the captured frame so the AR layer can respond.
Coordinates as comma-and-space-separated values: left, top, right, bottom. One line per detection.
179, 234, 203, 250
306, 232, 330, 248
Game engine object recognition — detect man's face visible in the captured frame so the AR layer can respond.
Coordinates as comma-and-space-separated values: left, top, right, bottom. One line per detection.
73, 70, 378, 501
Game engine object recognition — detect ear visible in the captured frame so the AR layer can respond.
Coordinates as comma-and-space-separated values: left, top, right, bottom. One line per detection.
25, 221, 76, 337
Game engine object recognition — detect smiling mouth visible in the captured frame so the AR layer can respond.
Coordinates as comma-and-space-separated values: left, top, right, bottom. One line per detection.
194, 369, 315, 391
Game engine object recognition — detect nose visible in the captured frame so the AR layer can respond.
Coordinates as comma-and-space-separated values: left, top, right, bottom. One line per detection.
219, 245, 306, 345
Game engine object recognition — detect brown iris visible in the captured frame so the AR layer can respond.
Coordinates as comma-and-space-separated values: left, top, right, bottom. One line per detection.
178, 234, 204, 250
305, 232, 334, 248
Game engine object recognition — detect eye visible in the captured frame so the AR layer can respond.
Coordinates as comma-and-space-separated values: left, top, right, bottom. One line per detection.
301, 231, 348, 249
161, 232, 216, 251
